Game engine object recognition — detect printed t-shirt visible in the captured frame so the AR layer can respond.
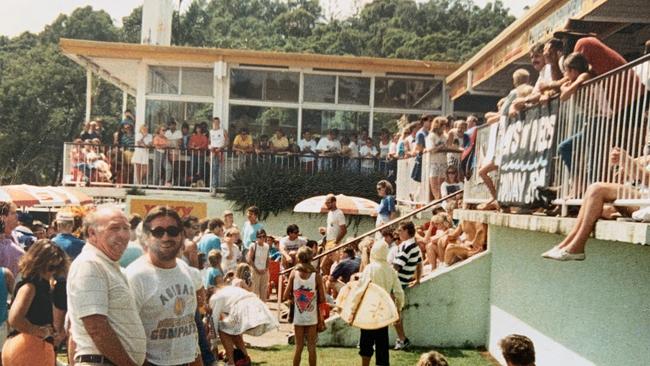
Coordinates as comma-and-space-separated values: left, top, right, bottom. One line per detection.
126, 257, 200, 365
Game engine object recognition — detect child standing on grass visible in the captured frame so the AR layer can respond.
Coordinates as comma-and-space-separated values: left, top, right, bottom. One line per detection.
247, 229, 270, 301
283, 246, 326, 366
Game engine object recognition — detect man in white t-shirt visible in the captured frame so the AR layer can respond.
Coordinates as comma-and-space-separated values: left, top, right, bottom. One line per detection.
125, 206, 202, 365
359, 137, 379, 172
320, 194, 347, 275
164, 120, 184, 186
278, 224, 307, 269
209, 117, 228, 193
67, 205, 146, 366
298, 129, 318, 166
316, 129, 342, 171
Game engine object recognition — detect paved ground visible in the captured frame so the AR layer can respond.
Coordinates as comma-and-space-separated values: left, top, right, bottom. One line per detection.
243, 293, 293, 347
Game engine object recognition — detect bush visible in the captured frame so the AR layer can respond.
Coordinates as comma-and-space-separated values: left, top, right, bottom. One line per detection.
224, 161, 388, 220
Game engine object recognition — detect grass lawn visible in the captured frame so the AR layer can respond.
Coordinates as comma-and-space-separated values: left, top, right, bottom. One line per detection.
246, 345, 496, 366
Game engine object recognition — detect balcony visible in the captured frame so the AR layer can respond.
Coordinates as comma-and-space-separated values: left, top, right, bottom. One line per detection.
62, 143, 395, 192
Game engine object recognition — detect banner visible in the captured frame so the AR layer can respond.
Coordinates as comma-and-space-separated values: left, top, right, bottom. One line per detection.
496, 99, 559, 207
129, 197, 208, 219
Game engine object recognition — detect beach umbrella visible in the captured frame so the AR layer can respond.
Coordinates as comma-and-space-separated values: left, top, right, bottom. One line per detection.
0, 185, 93, 207
293, 194, 378, 216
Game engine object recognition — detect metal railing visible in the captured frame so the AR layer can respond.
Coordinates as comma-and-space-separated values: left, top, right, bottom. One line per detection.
62, 142, 394, 190
395, 54, 650, 212
553, 53, 650, 208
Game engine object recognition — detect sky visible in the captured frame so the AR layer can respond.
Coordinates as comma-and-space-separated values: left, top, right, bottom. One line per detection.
0, 0, 538, 38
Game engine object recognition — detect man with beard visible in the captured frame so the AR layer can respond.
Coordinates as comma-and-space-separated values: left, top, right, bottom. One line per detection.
126, 206, 202, 365
67, 205, 146, 366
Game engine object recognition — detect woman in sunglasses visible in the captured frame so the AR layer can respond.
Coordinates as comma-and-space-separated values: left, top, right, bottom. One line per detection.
2, 240, 68, 366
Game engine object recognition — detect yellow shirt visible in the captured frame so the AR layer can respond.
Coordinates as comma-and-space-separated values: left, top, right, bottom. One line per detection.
269, 135, 289, 149
233, 134, 253, 149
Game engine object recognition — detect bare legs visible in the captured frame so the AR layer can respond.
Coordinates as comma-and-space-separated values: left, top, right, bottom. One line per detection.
219, 330, 248, 366
478, 162, 499, 209
549, 183, 620, 255
293, 325, 317, 366
429, 176, 444, 200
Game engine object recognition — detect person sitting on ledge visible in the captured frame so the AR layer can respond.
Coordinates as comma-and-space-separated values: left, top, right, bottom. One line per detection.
543, 147, 650, 261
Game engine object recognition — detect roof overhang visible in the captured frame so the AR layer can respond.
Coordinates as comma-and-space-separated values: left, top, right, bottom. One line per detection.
59, 38, 461, 91
444, 0, 650, 101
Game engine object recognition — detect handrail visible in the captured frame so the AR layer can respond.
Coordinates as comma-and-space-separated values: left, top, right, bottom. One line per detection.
279, 189, 464, 275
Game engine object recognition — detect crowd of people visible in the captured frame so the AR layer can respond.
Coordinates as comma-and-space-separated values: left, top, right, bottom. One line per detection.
69, 110, 406, 191
0, 176, 496, 366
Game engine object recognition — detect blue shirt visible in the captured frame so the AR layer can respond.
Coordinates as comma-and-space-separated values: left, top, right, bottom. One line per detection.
119, 242, 144, 268
377, 195, 396, 217
198, 233, 221, 256
204, 267, 223, 288
415, 129, 428, 149
52, 233, 85, 260
242, 221, 263, 250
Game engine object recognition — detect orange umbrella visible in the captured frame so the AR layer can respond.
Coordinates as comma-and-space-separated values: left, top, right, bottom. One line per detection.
0, 185, 93, 207
293, 194, 378, 216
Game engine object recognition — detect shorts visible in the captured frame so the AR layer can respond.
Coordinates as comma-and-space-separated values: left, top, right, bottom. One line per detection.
359, 327, 389, 366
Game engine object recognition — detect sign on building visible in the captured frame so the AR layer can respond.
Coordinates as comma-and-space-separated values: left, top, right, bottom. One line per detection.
496, 99, 559, 207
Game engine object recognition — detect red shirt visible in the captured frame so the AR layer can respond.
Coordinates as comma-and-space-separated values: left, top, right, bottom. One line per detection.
574, 37, 626, 76
189, 134, 209, 149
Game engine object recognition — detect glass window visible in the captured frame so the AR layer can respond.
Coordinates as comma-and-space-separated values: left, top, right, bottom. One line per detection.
372, 113, 420, 141
230, 69, 299, 102
229, 105, 298, 142
145, 100, 212, 130
147, 66, 180, 95
181, 68, 213, 96
304, 74, 336, 103
374, 77, 443, 110
302, 109, 370, 140
338, 76, 370, 105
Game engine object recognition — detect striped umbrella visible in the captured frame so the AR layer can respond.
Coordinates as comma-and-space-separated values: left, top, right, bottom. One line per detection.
293, 194, 378, 216
0, 185, 93, 207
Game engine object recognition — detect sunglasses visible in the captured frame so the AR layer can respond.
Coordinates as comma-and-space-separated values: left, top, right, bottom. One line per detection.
149, 226, 182, 238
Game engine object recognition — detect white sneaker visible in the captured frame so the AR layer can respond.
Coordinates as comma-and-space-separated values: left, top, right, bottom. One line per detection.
541, 246, 560, 258
545, 249, 585, 261
394, 340, 404, 350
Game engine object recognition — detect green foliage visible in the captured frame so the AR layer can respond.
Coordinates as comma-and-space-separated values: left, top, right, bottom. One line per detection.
223, 161, 387, 220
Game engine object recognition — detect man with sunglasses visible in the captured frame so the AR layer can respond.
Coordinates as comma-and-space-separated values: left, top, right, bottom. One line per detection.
125, 206, 203, 366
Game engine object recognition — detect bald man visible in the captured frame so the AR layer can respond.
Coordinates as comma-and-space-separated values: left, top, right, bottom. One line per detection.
67, 205, 146, 366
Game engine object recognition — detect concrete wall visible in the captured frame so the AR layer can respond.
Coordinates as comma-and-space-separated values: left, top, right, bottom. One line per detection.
487, 226, 650, 366
318, 252, 492, 348
125, 193, 376, 239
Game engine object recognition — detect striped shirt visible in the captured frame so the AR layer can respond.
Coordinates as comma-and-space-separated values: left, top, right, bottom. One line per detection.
393, 238, 422, 286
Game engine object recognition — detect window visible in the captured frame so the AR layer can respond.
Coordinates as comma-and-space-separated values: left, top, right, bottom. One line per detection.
302, 109, 369, 139
372, 113, 420, 141
145, 100, 213, 130
304, 74, 336, 103
181, 68, 213, 96
338, 76, 370, 105
147, 66, 180, 95
229, 105, 298, 142
230, 69, 299, 102
374, 77, 443, 110
147, 66, 214, 96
